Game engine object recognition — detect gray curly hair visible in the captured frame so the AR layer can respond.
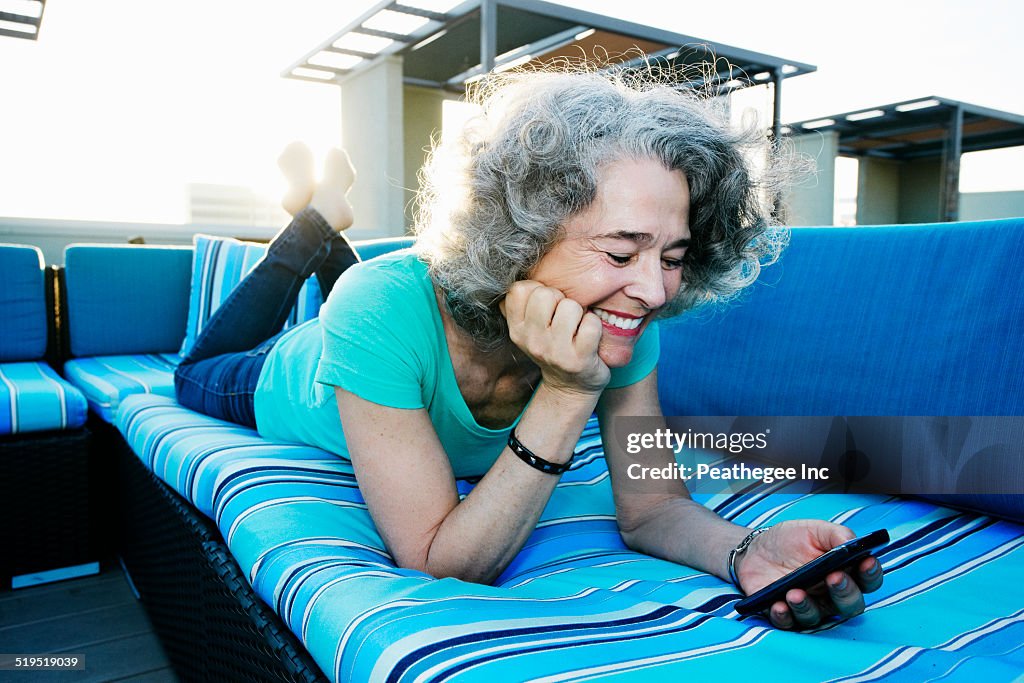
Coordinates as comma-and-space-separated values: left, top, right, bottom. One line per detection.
414, 66, 789, 351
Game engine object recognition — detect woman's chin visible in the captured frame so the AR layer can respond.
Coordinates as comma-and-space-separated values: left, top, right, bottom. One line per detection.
598, 341, 635, 369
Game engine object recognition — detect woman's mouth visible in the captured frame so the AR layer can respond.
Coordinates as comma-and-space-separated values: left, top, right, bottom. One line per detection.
590, 308, 645, 337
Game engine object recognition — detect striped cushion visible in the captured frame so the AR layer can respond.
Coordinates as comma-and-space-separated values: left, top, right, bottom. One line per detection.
63, 353, 180, 423
116, 393, 1024, 682
0, 361, 88, 434
179, 235, 322, 357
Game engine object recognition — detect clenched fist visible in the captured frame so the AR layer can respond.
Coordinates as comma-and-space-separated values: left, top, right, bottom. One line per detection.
500, 280, 610, 396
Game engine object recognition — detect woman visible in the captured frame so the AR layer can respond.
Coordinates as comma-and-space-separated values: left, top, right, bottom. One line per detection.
175, 68, 883, 631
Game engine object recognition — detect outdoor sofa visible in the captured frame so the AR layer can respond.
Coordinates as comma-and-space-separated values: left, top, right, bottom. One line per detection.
53, 217, 1024, 681
1, 244, 92, 590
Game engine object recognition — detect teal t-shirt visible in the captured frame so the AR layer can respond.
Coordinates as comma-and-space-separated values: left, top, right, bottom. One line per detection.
254, 250, 660, 478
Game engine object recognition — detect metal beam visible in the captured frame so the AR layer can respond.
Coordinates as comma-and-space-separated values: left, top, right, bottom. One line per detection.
480, 0, 497, 73
771, 68, 783, 148
941, 106, 963, 222
353, 26, 413, 43
390, 2, 451, 22
326, 46, 379, 61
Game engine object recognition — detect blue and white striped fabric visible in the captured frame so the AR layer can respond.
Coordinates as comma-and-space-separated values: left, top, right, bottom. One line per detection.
63, 353, 180, 422
116, 393, 1024, 682
179, 235, 322, 357
0, 361, 88, 435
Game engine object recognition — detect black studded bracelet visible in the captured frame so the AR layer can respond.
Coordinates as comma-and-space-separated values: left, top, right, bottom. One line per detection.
507, 427, 573, 475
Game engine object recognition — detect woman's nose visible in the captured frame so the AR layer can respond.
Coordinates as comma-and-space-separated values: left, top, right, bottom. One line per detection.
624, 256, 667, 310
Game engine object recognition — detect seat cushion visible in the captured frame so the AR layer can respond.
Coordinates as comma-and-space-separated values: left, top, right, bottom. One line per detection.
115, 393, 1024, 682
63, 353, 180, 423
0, 361, 88, 434
0, 244, 47, 362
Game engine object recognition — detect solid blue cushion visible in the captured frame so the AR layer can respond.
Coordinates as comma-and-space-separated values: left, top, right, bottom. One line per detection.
0, 361, 88, 434
0, 244, 47, 362
657, 218, 1024, 416
64, 245, 193, 357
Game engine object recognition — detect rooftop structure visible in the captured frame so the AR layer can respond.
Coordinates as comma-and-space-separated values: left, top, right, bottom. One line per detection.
784, 97, 1024, 225
0, 0, 46, 41
283, 0, 816, 237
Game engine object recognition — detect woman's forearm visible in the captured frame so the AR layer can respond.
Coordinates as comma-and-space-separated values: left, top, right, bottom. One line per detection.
620, 496, 748, 583
422, 384, 600, 584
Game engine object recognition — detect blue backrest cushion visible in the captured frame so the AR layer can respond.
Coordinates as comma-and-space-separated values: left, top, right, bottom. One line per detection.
656, 218, 1024, 522
65, 245, 193, 357
179, 234, 415, 357
657, 218, 1024, 416
0, 243, 47, 361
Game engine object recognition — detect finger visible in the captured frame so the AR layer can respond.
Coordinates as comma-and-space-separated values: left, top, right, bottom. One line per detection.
575, 310, 603, 354
504, 281, 545, 324
768, 600, 795, 630
523, 286, 564, 329
854, 555, 884, 594
786, 588, 822, 628
817, 522, 855, 552
826, 570, 866, 618
550, 298, 585, 341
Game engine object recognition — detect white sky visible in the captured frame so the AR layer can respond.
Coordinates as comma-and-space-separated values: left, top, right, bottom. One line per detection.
1, 0, 1021, 223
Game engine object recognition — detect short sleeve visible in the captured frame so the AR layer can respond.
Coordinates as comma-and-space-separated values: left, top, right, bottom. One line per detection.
314, 256, 432, 409
605, 320, 660, 389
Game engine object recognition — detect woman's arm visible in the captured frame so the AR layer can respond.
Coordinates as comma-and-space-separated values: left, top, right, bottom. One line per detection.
598, 371, 884, 629
336, 280, 609, 584
597, 370, 749, 579
336, 383, 597, 584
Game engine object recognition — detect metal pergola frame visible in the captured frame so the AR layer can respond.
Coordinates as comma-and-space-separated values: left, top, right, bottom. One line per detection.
0, 0, 46, 41
283, 0, 816, 139
786, 96, 1024, 221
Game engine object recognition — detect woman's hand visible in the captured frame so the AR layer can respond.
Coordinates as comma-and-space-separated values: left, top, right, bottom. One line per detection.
500, 280, 610, 396
734, 520, 884, 630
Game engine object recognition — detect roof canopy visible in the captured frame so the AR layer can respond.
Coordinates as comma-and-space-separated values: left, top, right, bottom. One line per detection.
785, 96, 1024, 161
0, 0, 46, 41
284, 0, 815, 101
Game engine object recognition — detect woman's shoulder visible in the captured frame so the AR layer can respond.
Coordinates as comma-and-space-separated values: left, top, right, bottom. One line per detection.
321, 248, 433, 323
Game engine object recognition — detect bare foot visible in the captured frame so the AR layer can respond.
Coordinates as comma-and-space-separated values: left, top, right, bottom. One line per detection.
309, 148, 356, 231
278, 141, 315, 217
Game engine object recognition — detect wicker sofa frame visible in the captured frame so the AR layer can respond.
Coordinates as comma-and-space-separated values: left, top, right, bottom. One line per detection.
94, 417, 328, 682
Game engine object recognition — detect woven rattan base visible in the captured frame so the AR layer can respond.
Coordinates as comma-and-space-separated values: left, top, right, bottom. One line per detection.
106, 422, 327, 683
1, 428, 95, 588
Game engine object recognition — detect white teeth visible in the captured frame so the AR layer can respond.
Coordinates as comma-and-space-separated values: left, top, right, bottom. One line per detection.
593, 309, 643, 330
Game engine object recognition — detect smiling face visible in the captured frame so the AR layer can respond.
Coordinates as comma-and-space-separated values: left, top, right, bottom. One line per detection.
529, 156, 692, 368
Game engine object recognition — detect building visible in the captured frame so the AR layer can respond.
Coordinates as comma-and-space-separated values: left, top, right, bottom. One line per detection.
785, 97, 1024, 226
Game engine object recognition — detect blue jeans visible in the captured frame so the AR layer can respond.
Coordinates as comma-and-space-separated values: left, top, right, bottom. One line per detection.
173, 208, 359, 427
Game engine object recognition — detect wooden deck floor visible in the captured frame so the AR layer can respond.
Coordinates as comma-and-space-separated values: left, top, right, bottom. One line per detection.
0, 561, 179, 682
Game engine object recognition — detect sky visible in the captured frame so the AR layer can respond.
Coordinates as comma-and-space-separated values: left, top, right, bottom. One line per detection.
1, 0, 1021, 224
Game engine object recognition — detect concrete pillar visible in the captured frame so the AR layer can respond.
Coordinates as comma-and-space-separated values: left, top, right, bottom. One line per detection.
340, 57, 406, 238
784, 131, 838, 226
402, 85, 446, 230
856, 158, 900, 226
897, 159, 942, 224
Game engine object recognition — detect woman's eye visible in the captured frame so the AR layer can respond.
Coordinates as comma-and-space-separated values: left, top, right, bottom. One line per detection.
662, 258, 684, 270
606, 253, 633, 265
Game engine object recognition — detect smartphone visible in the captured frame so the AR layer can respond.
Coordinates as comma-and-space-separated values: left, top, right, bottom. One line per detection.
734, 528, 889, 616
